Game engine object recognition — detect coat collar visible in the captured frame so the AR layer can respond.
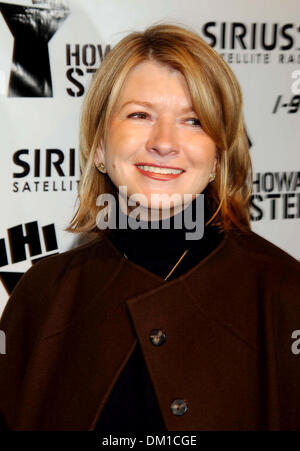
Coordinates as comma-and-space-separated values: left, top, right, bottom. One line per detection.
103, 227, 231, 287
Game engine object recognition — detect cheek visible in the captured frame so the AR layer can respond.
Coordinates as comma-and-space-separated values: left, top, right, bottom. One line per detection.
188, 137, 216, 168
107, 130, 144, 161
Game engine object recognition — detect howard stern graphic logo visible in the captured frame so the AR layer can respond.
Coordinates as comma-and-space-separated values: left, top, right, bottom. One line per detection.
0, 0, 70, 97
0, 220, 58, 267
0, 220, 58, 301
247, 132, 300, 221
251, 171, 300, 220
65, 43, 111, 97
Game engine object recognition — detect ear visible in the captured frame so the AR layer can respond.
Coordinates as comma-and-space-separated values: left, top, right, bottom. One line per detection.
94, 141, 105, 166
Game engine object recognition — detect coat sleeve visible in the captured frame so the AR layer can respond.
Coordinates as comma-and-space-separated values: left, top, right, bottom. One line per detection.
0, 261, 58, 430
275, 260, 300, 430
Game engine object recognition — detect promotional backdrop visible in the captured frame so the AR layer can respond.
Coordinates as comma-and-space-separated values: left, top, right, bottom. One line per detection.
0, 0, 299, 316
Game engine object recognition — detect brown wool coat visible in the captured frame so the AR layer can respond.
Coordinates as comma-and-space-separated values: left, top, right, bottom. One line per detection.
0, 229, 299, 431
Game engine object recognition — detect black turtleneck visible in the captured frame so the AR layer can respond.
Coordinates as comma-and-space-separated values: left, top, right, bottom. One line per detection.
94, 195, 224, 432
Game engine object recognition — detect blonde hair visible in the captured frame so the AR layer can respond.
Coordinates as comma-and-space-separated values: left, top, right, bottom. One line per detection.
66, 23, 252, 235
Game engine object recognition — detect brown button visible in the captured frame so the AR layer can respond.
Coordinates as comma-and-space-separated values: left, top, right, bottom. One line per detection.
149, 329, 166, 346
170, 399, 188, 416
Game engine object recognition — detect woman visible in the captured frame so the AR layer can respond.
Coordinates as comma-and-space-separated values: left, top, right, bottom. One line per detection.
0, 24, 299, 431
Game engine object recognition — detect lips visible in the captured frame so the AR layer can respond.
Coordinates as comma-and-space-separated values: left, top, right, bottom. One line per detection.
135, 162, 184, 171
135, 163, 185, 181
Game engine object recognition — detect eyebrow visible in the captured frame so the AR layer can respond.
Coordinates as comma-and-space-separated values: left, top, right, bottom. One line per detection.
119, 100, 196, 114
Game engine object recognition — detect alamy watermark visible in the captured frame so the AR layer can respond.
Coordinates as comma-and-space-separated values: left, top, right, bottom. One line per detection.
291, 330, 300, 355
291, 70, 300, 95
95, 186, 205, 240
0, 329, 6, 354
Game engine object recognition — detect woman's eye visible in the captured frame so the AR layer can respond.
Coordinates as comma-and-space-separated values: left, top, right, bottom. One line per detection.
185, 118, 201, 127
127, 112, 149, 119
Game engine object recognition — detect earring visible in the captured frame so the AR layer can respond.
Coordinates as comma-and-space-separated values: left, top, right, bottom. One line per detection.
96, 162, 106, 174
208, 172, 215, 183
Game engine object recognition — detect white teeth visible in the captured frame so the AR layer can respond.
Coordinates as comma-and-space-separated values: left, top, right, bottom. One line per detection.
137, 165, 183, 175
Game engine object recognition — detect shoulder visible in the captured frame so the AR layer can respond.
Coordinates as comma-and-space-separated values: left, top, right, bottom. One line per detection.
224, 230, 300, 344
0, 232, 121, 337
228, 228, 299, 271
226, 228, 299, 291
1, 233, 120, 319
20, 232, 118, 286
227, 228, 300, 301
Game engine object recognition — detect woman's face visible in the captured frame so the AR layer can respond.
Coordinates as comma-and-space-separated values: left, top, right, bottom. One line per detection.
95, 60, 217, 218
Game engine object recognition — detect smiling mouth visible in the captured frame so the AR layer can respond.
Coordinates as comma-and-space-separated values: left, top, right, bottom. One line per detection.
135, 164, 185, 181
135, 164, 184, 175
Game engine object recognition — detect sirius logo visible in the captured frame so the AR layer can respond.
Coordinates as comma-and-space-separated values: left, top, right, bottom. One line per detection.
0, 0, 70, 97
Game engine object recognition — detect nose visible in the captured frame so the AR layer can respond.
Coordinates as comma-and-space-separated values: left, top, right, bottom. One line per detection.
146, 118, 179, 157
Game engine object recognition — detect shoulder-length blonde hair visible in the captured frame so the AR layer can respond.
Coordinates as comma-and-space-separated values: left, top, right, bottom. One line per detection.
66, 23, 252, 235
